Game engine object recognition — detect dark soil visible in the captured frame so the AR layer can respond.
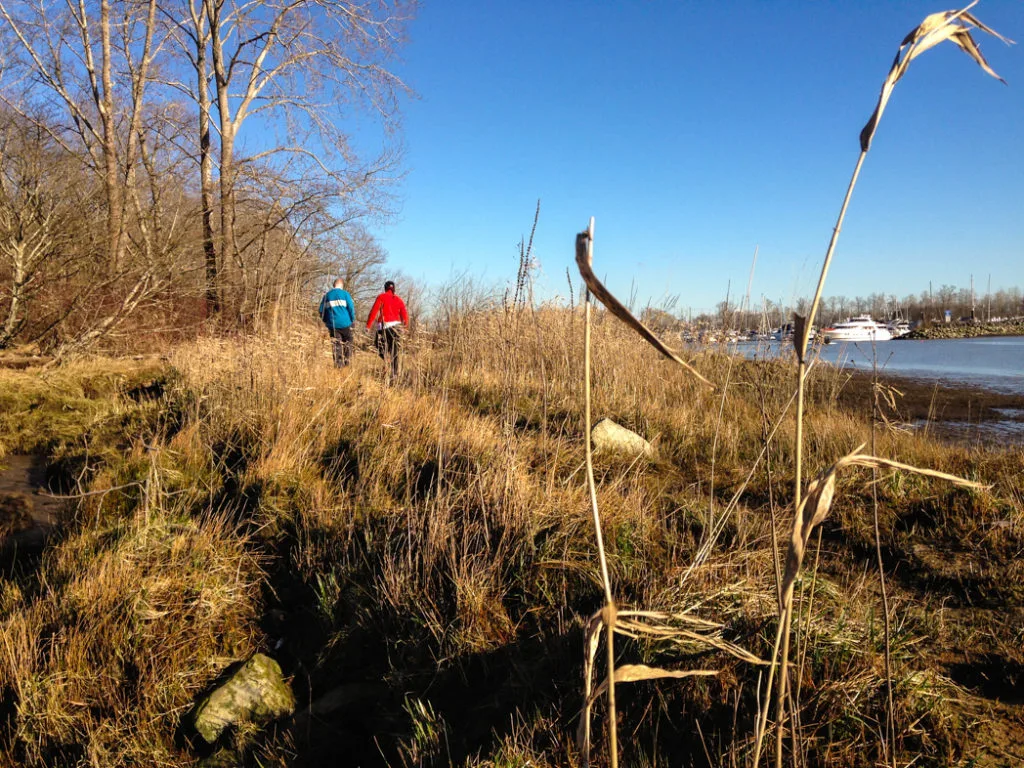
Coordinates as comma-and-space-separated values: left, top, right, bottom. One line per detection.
836, 370, 1024, 441
0, 454, 66, 571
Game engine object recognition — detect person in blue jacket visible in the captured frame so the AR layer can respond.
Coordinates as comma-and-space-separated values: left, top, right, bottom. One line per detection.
319, 278, 356, 367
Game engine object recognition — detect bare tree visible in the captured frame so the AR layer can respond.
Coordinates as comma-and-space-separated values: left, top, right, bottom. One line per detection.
173, 0, 220, 313
0, 0, 164, 271
0, 112, 79, 347
321, 222, 389, 309
0, 0, 410, 349
936, 283, 958, 310
198, 0, 411, 313
0, 0, 215, 355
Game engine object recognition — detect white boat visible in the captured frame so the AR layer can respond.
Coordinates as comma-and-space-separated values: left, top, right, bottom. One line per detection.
821, 315, 893, 343
887, 319, 911, 338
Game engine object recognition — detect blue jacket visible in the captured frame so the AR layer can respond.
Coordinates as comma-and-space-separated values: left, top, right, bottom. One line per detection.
319, 288, 355, 329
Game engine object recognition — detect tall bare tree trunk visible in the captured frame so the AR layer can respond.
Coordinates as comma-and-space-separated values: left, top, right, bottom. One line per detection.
121, 0, 158, 260
0, 244, 26, 347
207, 0, 244, 312
196, 20, 219, 314
217, 127, 243, 309
99, 0, 123, 272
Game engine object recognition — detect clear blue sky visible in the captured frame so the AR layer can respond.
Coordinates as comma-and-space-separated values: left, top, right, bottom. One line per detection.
375, 1, 1022, 314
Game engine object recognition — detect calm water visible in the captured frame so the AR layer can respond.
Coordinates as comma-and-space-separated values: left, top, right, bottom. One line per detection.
738, 336, 1024, 396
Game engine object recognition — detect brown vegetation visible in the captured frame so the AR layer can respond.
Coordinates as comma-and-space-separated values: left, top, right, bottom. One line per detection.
0, 307, 1021, 767
1, 4, 1021, 767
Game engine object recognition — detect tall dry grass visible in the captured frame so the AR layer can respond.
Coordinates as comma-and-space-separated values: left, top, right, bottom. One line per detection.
3, 291, 1021, 766
758, 8, 1011, 768
0, 7, 1019, 758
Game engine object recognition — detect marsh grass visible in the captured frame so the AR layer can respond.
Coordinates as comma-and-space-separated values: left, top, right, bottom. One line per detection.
2, 506, 262, 765
0, 312, 1021, 766
0, 8, 1020, 764
0, 356, 167, 460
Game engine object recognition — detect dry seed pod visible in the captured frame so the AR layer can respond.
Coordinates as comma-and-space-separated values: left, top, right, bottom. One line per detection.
574, 228, 712, 387
860, 3, 1011, 151
587, 665, 719, 707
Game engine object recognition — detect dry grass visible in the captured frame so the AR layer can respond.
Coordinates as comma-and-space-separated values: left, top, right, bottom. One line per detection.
0, 304, 1020, 766
2, 509, 261, 766
0, 355, 166, 459
0, 6, 1018, 766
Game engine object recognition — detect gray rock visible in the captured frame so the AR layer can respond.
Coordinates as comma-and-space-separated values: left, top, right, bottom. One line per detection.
192, 654, 295, 744
591, 419, 654, 458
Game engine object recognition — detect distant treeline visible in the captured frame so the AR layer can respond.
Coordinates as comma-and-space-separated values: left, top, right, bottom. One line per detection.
663, 284, 1024, 330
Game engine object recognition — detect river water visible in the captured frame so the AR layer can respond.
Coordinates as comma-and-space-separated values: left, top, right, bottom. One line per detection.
733, 335, 1024, 443
738, 336, 1024, 396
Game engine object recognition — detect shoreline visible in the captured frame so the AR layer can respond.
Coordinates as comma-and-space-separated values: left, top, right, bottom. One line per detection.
898, 321, 1024, 341
836, 368, 1024, 441
736, 339, 1024, 428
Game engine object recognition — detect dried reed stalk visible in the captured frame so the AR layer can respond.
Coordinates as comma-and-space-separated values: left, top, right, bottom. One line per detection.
573, 229, 712, 388
772, 7, 1009, 767
586, 666, 720, 707
753, 447, 988, 768
614, 610, 766, 666
870, 351, 896, 768
575, 221, 752, 768
578, 607, 765, 750
792, 1, 1010, 514
579, 218, 620, 768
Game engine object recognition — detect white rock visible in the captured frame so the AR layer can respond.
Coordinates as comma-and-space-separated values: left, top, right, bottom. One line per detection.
591, 419, 654, 458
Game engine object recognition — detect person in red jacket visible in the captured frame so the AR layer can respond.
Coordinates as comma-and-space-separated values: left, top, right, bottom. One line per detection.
365, 280, 408, 379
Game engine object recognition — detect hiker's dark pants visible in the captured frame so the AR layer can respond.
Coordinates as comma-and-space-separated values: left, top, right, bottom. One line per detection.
375, 327, 401, 378
330, 326, 353, 367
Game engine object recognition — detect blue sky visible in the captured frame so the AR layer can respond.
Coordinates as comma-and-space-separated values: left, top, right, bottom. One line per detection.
375, 1, 1022, 314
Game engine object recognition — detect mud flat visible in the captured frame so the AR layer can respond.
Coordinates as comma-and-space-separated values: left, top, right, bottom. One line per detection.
837, 370, 1024, 444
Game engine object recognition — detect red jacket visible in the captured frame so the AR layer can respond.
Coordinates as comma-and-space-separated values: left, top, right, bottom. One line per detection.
366, 291, 408, 330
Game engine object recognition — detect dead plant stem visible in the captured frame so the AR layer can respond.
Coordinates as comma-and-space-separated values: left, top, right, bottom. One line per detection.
872, 345, 896, 768
582, 217, 618, 768
708, 355, 735, 538
781, 149, 868, 768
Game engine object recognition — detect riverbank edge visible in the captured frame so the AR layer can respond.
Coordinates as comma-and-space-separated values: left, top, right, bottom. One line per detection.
838, 368, 1024, 426
898, 321, 1024, 340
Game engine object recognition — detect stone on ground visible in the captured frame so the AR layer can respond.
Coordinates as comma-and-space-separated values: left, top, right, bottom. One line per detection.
191, 654, 295, 744
591, 419, 654, 458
